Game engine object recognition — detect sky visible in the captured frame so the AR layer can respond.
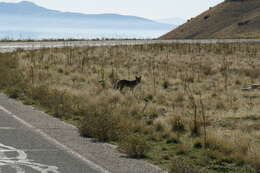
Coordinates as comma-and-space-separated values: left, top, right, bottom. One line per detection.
0, 0, 223, 20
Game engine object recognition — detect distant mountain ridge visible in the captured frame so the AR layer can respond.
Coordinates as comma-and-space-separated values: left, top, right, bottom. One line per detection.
0, 1, 173, 30
0, 1, 56, 16
160, 0, 260, 39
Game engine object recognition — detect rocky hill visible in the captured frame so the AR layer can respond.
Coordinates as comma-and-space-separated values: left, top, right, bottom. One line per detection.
160, 0, 260, 39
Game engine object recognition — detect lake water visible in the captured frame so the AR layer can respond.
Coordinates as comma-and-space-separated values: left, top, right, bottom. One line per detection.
0, 28, 169, 40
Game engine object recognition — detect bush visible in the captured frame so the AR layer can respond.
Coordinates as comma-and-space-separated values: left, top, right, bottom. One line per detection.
189, 121, 201, 137
0, 53, 24, 90
154, 120, 165, 132
79, 102, 122, 142
5, 87, 22, 99
163, 80, 170, 89
193, 139, 203, 149
166, 133, 180, 144
27, 85, 49, 102
176, 143, 190, 155
170, 116, 185, 132
119, 134, 151, 158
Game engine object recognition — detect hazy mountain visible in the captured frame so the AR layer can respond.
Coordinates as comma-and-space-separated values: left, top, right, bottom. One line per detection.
0, 1, 173, 30
156, 17, 186, 26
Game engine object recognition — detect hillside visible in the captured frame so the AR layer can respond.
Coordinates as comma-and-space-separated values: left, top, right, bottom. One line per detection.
0, 1, 172, 30
160, 0, 260, 39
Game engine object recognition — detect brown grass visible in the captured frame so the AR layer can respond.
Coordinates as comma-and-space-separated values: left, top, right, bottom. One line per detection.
1, 42, 260, 172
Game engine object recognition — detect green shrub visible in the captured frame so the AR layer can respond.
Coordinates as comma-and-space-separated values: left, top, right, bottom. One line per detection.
119, 134, 151, 158
189, 121, 201, 137
0, 53, 24, 90
154, 121, 165, 132
166, 133, 180, 144
193, 139, 203, 149
79, 103, 121, 142
27, 85, 50, 101
170, 116, 185, 132
176, 143, 190, 155
163, 80, 170, 89
5, 87, 22, 99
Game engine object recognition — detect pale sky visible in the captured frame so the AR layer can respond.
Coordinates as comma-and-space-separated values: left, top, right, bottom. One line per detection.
0, 0, 223, 20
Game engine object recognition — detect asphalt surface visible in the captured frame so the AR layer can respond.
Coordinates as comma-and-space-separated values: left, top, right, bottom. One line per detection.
0, 99, 102, 173
0, 94, 164, 173
0, 39, 260, 52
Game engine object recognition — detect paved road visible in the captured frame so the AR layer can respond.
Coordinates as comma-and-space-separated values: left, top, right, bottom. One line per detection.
0, 102, 103, 173
0, 94, 164, 173
0, 39, 260, 52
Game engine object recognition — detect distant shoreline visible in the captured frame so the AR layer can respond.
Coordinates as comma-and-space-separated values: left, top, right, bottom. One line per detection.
0, 38, 153, 43
2, 38, 260, 43
1, 39, 260, 53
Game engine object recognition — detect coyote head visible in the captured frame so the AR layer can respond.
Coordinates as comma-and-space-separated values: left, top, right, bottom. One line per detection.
135, 76, 142, 83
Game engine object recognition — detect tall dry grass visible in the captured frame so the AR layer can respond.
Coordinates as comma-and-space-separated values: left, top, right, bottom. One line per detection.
2, 42, 260, 172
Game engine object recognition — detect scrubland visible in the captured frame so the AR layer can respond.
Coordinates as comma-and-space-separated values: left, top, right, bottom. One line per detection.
1, 42, 260, 173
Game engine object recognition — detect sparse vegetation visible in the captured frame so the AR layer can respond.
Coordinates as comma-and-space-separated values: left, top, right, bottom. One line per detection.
170, 158, 205, 173
1, 42, 260, 172
119, 134, 151, 158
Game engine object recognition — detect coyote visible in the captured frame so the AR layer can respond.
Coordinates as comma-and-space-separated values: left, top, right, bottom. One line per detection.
114, 76, 142, 91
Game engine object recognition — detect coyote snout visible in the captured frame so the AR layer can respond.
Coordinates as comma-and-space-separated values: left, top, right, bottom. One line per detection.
114, 76, 142, 91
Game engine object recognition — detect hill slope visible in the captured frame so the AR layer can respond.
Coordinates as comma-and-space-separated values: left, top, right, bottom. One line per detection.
160, 0, 260, 39
0, 1, 172, 30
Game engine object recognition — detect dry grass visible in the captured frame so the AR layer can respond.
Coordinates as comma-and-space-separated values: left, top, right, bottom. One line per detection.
1, 42, 260, 172
119, 134, 151, 158
170, 158, 206, 173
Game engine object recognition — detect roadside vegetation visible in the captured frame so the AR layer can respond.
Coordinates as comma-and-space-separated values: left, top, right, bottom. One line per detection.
1, 42, 260, 172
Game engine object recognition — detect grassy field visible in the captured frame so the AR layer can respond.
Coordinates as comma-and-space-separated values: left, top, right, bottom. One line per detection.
1, 42, 260, 173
